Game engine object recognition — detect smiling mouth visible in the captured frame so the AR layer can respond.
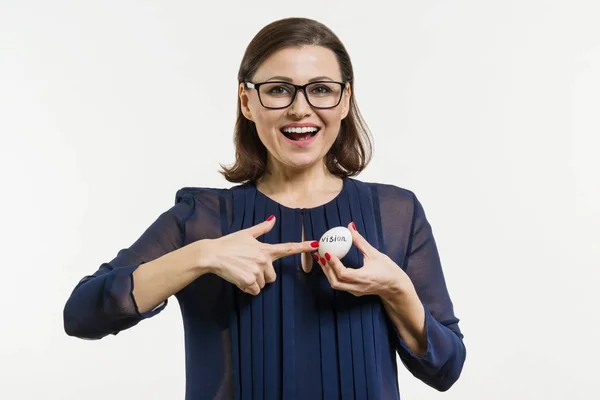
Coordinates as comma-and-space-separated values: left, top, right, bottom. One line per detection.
280, 126, 320, 141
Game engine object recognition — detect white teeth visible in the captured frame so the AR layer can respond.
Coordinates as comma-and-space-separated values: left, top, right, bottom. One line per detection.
282, 126, 319, 134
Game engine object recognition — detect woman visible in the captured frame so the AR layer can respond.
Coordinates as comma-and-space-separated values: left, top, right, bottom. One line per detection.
63, 17, 466, 399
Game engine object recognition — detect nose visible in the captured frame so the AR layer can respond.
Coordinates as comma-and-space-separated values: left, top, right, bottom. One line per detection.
288, 89, 312, 118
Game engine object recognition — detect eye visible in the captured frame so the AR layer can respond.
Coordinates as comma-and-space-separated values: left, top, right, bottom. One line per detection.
265, 84, 293, 96
310, 85, 333, 95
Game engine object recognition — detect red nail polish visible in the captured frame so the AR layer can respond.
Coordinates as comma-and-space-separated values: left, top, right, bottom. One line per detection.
312, 253, 319, 261
311, 241, 319, 248
267, 215, 274, 221
351, 222, 357, 231
320, 257, 326, 264
325, 253, 331, 261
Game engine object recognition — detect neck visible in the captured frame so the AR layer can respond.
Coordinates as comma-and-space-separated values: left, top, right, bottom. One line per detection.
256, 159, 343, 207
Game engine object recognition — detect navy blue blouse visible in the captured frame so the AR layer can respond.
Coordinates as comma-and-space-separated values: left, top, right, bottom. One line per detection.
63, 177, 466, 399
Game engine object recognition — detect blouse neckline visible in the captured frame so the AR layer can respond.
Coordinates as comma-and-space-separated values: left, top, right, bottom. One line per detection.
247, 177, 350, 212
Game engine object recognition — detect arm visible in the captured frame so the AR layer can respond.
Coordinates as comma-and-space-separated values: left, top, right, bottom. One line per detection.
316, 188, 466, 391
380, 287, 427, 355
63, 193, 208, 339
385, 193, 466, 392
63, 191, 316, 340
132, 243, 208, 314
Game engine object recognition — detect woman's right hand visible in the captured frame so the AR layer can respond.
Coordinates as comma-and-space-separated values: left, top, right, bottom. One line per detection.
199, 215, 318, 295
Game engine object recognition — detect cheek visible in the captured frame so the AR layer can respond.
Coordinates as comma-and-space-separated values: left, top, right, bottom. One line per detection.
253, 109, 282, 130
320, 106, 346, 124
253, 113, 287, 148
319, 112, 343, 136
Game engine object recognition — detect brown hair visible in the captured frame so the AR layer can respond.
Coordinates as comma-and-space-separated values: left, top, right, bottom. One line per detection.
220, 17, 373, 183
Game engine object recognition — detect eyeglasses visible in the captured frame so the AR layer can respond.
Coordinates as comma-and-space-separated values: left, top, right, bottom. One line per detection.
244, 80, 347, 110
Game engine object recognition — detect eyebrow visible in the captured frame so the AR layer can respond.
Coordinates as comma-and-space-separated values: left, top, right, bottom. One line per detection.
264, 75, 336, 83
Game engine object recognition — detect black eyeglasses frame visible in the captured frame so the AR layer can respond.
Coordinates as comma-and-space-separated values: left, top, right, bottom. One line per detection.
244, 80, 348, 110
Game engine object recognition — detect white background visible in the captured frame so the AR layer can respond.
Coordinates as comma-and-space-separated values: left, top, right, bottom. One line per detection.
1, 0, 599, 399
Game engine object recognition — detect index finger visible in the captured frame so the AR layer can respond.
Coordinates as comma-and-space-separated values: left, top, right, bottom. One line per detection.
268, 240, 319, 260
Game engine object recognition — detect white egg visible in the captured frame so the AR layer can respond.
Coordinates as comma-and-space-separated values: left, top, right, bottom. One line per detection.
318, 226, 353, 259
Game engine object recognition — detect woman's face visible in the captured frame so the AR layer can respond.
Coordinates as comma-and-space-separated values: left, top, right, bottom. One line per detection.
240, 45, 351, 173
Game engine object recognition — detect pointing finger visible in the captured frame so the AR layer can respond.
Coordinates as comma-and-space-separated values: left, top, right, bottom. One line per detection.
269, 240, 320, 260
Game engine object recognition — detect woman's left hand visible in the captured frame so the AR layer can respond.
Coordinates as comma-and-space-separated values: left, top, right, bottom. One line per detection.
315, 222, 414, 298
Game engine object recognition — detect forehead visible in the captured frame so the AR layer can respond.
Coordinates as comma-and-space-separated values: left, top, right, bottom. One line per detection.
253, 46, 342, 82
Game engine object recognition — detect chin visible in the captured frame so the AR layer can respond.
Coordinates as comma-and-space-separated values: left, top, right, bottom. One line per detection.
281, 154, 323, 170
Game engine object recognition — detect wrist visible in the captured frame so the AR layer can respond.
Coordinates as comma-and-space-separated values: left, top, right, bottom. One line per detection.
379, 278, 417, 305
378, 271, 410, 300
192, 239, 218, 275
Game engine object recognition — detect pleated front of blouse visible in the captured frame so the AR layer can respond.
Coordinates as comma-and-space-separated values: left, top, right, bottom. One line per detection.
225, 178, 397, 400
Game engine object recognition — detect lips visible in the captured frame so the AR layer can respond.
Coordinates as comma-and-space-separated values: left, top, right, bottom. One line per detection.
280, 124, 321, 142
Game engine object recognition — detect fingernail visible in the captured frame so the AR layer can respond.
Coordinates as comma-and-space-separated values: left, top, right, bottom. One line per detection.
351, 222, 357, 231
320, 257, 326, 264
312, 253, 319, 261
325, 252, 331, 261
311, 241, 319, 248
267, 215, 275, 221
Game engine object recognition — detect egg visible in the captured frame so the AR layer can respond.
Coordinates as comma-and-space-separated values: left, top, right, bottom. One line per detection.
317, 226, 353, 259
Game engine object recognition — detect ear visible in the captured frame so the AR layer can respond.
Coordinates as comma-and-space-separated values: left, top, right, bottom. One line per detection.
239, 83, 254, 121
340, 83, 352, 120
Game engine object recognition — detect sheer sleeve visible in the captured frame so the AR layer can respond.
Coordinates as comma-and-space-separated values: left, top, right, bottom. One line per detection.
63, 192, 195, 340
376, 185, 466, 391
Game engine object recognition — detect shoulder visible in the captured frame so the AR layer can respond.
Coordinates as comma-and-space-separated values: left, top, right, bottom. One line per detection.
348, 178, 431, 225
172, 183, 248, 225
349, 177, 418, 209
170, 184, 247, 239
174, 184, 244, 205
350, 178, 432, 233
